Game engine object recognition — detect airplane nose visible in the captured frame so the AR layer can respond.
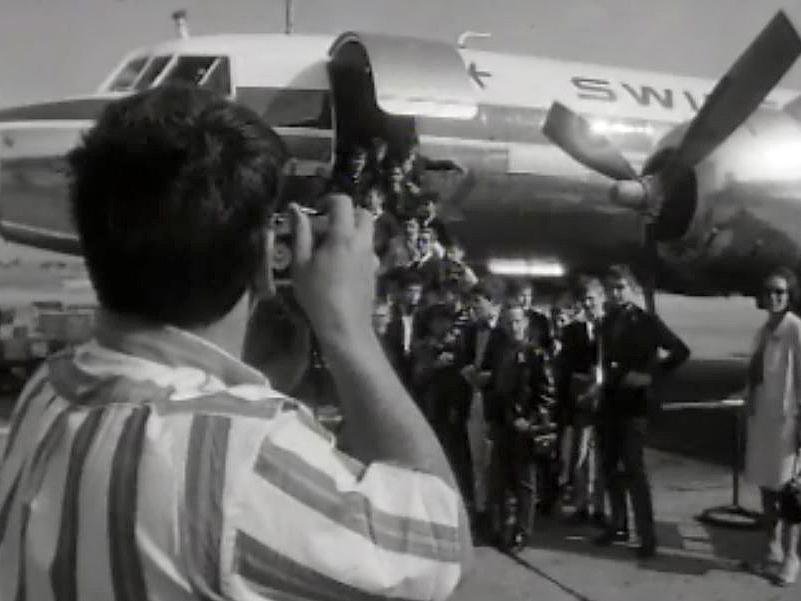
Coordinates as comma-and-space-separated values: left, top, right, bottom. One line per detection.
0, 96, 108, 254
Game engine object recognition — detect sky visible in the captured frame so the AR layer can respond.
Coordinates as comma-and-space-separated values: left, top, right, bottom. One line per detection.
3, 0, 801, 107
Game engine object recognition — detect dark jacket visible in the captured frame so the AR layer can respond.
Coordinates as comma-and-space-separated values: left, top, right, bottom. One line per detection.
327, 166, 379, 209
490, 340, 554, 425
459, 322, 505, 373
412, 330, 471, 428
412, 255, 445, 289
457, 322, 506, 421
374, 211, 401, 259
557, 319, 601, 422
418, 216, 452, 247
528, 310, 554, 356
600, 303, 690, 417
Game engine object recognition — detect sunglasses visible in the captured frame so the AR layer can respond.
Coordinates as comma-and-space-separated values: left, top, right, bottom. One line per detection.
764, 287, 789, 295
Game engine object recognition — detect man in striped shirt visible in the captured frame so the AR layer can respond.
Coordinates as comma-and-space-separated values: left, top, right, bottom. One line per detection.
0, 85, 472, 601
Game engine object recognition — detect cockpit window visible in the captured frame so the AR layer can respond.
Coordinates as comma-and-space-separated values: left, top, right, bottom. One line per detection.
108, 56, 148, 92
161, 56, 231, 95
135, 56, 172, 90
199, 57, 231, 96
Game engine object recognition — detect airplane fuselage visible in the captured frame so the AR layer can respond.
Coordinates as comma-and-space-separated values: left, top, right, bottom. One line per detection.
2, 32, 801, 296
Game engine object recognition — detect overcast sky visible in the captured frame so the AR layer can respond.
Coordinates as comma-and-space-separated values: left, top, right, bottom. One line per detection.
2, 0, 801, 107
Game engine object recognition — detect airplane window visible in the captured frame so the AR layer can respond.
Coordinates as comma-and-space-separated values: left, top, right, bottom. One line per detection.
260, 89, 330, 128
135, 56, 172, 90
163, 56, 218, 87
108, 56, 148, 91
199, 57, 231, 96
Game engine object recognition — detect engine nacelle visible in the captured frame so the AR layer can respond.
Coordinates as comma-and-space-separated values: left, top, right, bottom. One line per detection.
649, 108, 801, 295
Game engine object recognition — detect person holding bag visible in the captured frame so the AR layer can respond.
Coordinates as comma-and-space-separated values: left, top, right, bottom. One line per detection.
744, 267, 801, 586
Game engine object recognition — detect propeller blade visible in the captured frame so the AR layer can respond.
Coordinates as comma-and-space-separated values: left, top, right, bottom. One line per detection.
674, 11, 801, 168
542, 102, 638, 181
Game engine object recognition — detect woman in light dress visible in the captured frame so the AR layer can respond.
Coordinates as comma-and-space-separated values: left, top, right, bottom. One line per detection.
745, 267, 801, 586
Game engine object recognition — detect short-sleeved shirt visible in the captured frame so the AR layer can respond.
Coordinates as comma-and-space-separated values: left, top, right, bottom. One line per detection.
0, 311, 465, 601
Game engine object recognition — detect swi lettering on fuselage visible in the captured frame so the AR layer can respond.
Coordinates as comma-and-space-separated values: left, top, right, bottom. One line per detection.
571, 76, 779, 111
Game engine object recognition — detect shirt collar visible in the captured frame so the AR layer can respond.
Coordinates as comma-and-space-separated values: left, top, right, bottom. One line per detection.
94, 309, 270, 389
479, 314, 499, 330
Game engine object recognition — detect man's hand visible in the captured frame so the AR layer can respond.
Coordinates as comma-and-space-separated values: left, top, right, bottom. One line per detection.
290, 196, 377, 346
513, 418, 530, 433
461, 365, 491, 389
576, 385, 599, 410
435, 352, 455, 367
622, 371, 652, 388
796, 417, 801, 451
475, 370, 491, 388
460, 365, 479, 387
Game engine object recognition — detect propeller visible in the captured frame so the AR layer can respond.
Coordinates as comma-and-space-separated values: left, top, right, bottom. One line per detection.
541, 102, 637, 181
542, 10, 801, 312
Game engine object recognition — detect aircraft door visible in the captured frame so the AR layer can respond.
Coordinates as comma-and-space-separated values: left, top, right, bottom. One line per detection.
327, 32, 478, 221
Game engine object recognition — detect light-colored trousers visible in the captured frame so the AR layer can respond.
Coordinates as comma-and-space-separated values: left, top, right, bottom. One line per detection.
571, 419, 606, 514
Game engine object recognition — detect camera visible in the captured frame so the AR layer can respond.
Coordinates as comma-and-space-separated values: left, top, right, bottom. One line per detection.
270, 209, 330, 285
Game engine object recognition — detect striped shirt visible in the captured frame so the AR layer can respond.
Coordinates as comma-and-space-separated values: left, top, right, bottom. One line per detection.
0, 311, 466, 601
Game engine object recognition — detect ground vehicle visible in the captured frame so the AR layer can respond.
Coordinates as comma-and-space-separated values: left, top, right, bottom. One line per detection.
0, 301, 95, 390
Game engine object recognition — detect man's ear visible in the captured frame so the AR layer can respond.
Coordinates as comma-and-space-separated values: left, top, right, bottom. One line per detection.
250, 226, 277, 310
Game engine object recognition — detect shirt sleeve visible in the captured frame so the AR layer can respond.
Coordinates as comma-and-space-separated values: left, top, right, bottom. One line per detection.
788, 319, 801, 412
224, 406, 466, 601
653, 315, 691, 372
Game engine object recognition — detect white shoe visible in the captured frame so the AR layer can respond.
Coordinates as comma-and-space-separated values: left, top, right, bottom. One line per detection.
767, 539, 784, 565
776, 555, 800, 587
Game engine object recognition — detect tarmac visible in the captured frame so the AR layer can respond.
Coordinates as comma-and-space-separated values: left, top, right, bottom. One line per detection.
0, 407, 795, 601
454, 448, 799, 601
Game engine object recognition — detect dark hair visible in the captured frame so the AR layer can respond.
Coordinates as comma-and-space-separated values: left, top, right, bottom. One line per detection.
574, 275, 604, 297
425, 302, 456, 325
365, 182, 387, 198
470, 276, 506, 304
68, 85, 287, 327
605, 264, 637, 287
504, 299, 527, 314
419, 191, 440, 205
506, 279, 534, 298
399, 268, 424, 289
418, 226, 437, 239
761, 266, 800, 310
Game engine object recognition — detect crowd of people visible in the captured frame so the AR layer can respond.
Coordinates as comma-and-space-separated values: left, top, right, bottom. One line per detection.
367, 263, 692, 559
331, 129, 801, 582
324, 135, 469, 282
274, 128, 697, 562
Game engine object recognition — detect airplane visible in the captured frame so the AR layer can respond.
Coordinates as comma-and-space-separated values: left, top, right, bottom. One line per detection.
1, 12, 801, 320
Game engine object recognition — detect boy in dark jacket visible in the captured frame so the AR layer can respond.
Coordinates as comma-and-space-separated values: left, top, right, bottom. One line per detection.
596, 265, 690, 559
412, 303, 474, 508
487, 303, 557, 551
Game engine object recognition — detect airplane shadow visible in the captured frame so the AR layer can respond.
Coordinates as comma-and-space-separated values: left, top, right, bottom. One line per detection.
502, 552, 595, 601
508, 517, 765, 579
